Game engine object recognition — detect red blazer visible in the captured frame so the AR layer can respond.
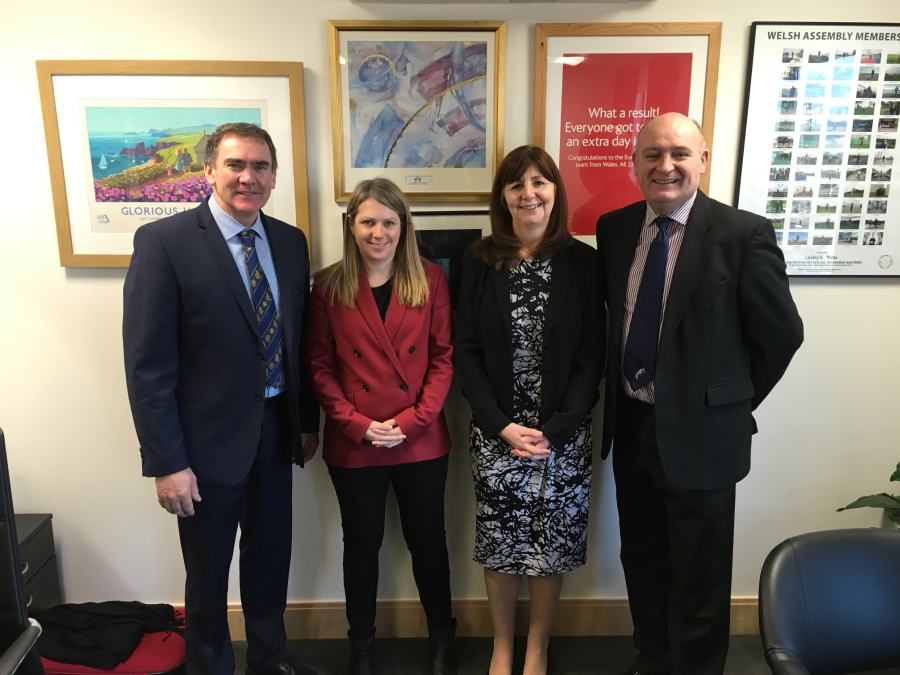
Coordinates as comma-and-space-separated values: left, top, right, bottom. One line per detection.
305, 260, 453, 468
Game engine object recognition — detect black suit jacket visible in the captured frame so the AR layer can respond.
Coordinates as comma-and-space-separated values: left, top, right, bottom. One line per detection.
454, 239, 604, 447
596, 191, 803, 489
123, 201, 318, 485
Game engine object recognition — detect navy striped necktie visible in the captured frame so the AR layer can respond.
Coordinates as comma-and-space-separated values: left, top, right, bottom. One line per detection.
239, 229, 284, 390
623, 216, 671, 391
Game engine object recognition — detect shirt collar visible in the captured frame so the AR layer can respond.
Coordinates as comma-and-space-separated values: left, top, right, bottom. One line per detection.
643, 190, 698, 228
208, 196, 264, 241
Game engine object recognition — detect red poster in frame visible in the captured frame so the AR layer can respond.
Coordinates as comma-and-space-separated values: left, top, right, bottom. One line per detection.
558, 52, 693, 235
534, 23, 721, 239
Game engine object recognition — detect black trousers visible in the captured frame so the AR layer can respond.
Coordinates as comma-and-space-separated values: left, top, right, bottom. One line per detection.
327, 455, 453, 639
613, 394, 735, 675
178, 395, 292, 675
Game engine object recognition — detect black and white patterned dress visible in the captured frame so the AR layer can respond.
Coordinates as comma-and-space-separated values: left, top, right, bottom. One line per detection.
470, 258, 592, 575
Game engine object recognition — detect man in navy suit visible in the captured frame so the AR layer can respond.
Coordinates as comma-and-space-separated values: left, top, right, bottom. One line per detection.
596, 113, 803, 675
124, 123, 318, 675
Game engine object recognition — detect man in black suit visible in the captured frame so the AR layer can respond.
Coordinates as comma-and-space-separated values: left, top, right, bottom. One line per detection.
595, 113, 803, 675
124, 123, 319, 675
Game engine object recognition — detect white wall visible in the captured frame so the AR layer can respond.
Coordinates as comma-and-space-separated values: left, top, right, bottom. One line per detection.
1, 0, 898, 609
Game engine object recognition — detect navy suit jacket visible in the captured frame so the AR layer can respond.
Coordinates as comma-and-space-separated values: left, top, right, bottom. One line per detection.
596, 191, 804, 489
123, 200, 318, 485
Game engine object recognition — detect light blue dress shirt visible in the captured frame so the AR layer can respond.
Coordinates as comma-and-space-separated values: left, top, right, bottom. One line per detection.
208, 197, 283, 398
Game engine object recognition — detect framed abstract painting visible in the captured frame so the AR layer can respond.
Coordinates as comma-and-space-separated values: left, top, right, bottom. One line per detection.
329, 20, 505, 203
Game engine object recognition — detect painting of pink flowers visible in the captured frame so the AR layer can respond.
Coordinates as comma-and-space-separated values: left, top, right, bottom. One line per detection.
87, 106, 262, 204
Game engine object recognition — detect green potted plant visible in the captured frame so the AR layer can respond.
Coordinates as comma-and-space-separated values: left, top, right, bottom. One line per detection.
837, 461, 900, 525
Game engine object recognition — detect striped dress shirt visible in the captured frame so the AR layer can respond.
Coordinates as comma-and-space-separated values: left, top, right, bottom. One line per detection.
621, 192, 698, 404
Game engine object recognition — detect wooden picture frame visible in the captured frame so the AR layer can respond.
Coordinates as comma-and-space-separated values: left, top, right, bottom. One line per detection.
534, 22, 721, 237
328, 20, 505, 203
36, 60, 310, 267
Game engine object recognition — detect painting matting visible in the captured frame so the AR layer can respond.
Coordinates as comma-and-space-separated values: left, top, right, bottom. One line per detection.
37, 60, 309, 267
328, 21, 505, 203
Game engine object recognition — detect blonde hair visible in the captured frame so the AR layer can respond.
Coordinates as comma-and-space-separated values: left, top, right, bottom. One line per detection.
316, 178, 428, 307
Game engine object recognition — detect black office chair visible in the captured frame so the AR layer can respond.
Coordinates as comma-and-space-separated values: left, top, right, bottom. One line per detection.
0, 429, 42, 675
759, 528, 900, 675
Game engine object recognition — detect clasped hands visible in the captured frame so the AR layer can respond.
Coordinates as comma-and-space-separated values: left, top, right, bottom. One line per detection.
365, 419, 406, 448
500, 422, 551, 461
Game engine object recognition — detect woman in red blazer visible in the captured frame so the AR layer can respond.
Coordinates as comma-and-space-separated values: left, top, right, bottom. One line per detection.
305, 178, 455, 675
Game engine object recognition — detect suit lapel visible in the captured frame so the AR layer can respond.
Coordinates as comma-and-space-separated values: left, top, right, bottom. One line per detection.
198, 202, 257, 333
262, 213, 295, 350
607, 203, 645, 342
545, 245, 572, 334
383, 286, 409, 345
356, 273, 407, 381
659, 192, 712, 358
488, 265, 512, 338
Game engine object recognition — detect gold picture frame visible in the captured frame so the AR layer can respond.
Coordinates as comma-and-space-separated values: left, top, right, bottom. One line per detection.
36, 60, 310, 267
328, 20, 505, 203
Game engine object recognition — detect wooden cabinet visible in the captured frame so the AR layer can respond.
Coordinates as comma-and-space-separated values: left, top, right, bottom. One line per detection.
15, 514, 61, 613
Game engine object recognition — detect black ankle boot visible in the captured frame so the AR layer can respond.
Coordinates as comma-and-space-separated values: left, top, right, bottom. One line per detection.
348, 633, 375, 675
429, 618, 457, 675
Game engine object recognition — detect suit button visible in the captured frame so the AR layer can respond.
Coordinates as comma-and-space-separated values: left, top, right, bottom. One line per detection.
362, 383, 369, 392
258, 352, 265, 361
408, 346, 416, 353
399, 383, 408, 391
254, 394, 263, 401
353, 348, 362, 358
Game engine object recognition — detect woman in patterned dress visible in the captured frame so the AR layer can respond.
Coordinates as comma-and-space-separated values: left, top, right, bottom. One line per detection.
455, 146, 604, 675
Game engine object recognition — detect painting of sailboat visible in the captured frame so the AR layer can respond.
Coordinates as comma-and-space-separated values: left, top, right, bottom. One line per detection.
86, 106, 262, 203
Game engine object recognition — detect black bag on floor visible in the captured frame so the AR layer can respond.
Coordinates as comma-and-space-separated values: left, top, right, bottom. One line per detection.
33, 601, 182, 669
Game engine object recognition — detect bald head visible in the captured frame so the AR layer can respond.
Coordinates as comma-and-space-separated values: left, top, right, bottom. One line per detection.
632, 112, 709, 215
636, 113, 707, 153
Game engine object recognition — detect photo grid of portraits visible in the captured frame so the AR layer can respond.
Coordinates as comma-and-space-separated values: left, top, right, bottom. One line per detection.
738, 25, 900, 274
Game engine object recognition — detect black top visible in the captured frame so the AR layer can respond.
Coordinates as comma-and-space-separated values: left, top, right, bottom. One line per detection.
371, 279, 393, 321
454, 240, 604, 447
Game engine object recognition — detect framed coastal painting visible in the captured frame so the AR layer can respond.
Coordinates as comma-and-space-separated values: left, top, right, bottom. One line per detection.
329, 20, 505, 203
534, 22, 721, 238
735, 23, 900, 275
36, 60, 309, 267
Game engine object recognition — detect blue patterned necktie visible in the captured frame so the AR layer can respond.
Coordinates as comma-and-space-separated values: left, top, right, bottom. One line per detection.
239, 229, 284, 390
623, 216, 671, 391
